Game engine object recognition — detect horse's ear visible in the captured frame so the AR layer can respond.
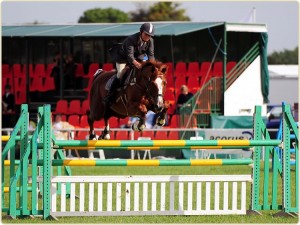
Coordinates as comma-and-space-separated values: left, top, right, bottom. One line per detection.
160, 64, 168, 75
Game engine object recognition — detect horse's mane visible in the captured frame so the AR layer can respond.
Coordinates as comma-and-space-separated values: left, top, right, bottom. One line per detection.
140, 60, 167, 80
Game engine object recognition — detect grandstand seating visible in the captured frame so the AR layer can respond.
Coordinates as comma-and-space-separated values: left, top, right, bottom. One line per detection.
83, 63, 99, 78
53, 99, 68, 115
76, 131, 89, 140
102, 63, 114, 71
79, 115, 89, 127
154, 130, 168, 140
75, 63, 85, 78
186, 61, 200, 77
34, 64, 46, 77
68, 114, 80, 127
226, 61, 237, 73
174, 61, 187, 77
115, 130, 129, 140
42, 76, 55, 91
212, 61, 223, 77
187, 76, 200, 93
45, 64, 54, 77
80, 99, 89, 115
68, 100, 81, 115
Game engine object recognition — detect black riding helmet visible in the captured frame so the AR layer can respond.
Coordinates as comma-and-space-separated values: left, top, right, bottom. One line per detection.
140, 22, 155, 37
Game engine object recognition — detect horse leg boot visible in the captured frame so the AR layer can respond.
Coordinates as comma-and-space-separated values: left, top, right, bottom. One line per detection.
104, 77, 121, 106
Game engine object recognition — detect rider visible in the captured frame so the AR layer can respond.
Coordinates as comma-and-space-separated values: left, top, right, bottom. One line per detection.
105, 22, 155, 104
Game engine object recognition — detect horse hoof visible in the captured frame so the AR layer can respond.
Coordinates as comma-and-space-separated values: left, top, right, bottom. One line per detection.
89, 134, 97, 140
138, 124, 145, 132
156, 118, 165, 126
103, 134, 110, 140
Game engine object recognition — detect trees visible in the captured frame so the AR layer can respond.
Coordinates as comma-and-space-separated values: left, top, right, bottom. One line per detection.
78, 8, 130, 23
268, 47, 298, 64
131, 2, 190, 22
78, 3, 190, 23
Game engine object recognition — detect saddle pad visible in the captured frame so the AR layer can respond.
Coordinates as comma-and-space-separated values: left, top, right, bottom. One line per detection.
105, 74, 117, 90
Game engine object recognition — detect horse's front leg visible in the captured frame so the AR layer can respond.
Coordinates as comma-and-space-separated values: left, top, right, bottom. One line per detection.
131, 103, 147, 132
156, 101, 170, 126
132, 116, 146, 132
99, 118, 111, 140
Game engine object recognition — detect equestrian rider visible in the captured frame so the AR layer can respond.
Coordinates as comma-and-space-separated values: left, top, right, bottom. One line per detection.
105, 22, 155, 104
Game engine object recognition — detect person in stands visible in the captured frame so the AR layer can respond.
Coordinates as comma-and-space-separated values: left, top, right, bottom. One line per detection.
175, 85, 194, 114
105, 22, 155, 104
2, 84, 16, 128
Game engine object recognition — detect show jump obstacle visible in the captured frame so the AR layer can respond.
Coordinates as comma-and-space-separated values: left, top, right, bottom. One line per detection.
1, 104, 298, 220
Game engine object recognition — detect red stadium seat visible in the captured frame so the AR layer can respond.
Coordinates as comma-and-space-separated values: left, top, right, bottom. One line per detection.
76, 131, 89, 140
68, 100, 81, 115
15, 90, 27, 105
68, 115, 80, 127
109, 117, 119, 128
154, 130, 168, 140
43, 76, 55, 91
53, 99, 69, 115
34, 64, 46, 77
12, 64, 24, 78
29, 77, 44, 92
226, 61, 237, 74
80, 99, 89, 115
199, 62, 212, 86
115, 130, 129, 140
102, 63, 114, 71
174, 76, 186, 89
174, 62, 187, 77
187, 76, 199, 93
45, 63, 55, 77
83, 63, 99, 78
168, 131, 179, 139
75, 63, 85, 77
212, 61, 223, 77
169, 114, 179, 128
186, 62, 200, 77
79, 115, 89, 127
141, 130, 155, 139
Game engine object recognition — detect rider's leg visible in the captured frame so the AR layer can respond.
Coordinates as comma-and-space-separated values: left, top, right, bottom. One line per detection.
104, 63, 126, 104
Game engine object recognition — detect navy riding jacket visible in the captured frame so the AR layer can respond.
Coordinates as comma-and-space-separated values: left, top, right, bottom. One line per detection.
111, 32, 155, 64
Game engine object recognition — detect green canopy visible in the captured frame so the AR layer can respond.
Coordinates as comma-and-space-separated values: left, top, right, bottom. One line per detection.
2, 22, 224, 37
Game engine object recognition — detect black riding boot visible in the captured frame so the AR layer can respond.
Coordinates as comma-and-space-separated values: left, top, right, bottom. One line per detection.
104, 77, 121, 105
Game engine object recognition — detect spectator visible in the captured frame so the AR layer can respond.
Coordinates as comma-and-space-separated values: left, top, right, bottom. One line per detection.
2, 84, 16, 128
2, 84, 15, 113
52, 114, 80, 158
175, 85, 194, 114
51, 52, 65, 91
64, 54, 76, 89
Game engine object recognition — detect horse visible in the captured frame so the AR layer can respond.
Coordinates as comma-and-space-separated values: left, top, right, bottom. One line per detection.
87, 60, 169, 140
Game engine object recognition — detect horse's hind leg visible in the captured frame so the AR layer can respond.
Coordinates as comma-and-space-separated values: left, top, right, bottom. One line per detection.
99, 118, 111, 140
87, 110, 97, 140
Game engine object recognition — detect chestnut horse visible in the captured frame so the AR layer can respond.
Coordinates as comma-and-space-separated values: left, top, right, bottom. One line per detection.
87, 61, 169, 140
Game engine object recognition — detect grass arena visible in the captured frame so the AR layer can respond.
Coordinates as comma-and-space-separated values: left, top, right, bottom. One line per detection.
1, 104, 298, 223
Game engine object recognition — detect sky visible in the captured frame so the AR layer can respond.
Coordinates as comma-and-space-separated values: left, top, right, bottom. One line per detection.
1, 1, 299, 54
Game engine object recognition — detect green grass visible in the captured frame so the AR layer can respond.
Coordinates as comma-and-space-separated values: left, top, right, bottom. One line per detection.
2, 165, 298, 224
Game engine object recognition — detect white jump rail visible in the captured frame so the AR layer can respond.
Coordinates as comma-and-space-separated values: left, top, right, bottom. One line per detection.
48, 175, 252, 217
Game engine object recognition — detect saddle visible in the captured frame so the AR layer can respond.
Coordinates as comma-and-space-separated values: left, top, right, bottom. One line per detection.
105, 67, 135, 91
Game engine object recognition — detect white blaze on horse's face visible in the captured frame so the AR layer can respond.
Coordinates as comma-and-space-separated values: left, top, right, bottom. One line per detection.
155, 76, 164, 110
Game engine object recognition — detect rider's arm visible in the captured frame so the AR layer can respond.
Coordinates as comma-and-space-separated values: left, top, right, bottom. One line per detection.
146, 38, 155, 61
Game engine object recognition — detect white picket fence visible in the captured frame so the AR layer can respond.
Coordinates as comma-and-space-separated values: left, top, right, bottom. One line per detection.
49, 175, 252, 217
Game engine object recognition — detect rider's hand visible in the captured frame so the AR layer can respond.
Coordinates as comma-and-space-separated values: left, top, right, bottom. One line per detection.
133, 60, 142, 69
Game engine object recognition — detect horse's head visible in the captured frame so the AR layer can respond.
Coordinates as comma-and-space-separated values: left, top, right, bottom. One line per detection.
140, 61, 168, 113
